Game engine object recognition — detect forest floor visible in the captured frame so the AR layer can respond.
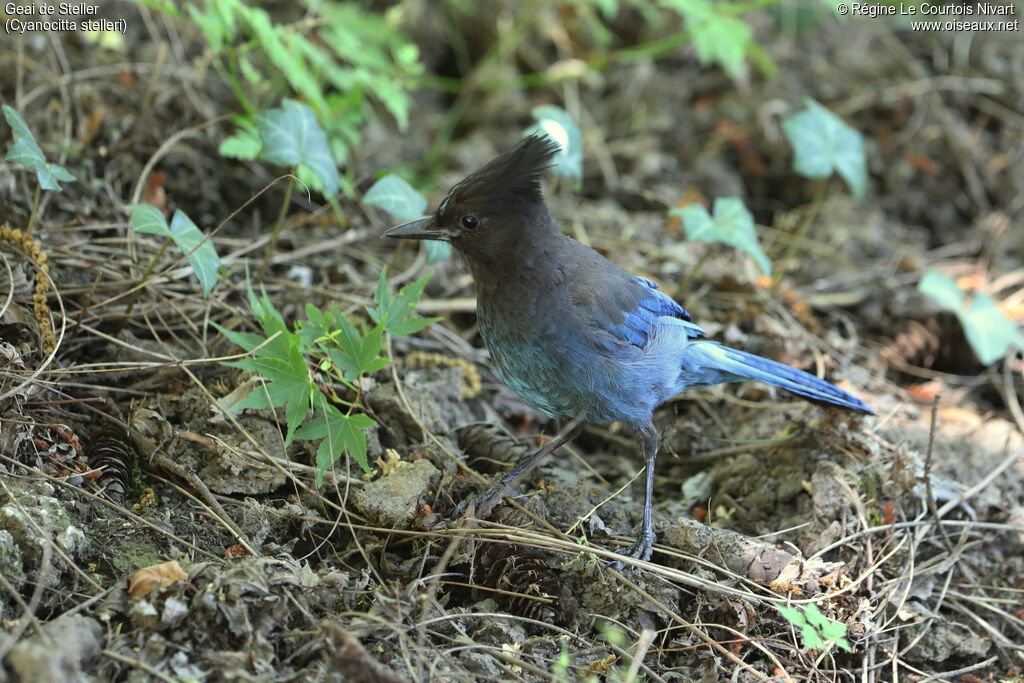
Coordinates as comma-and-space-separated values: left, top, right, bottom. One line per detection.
0, 2, 1022, 681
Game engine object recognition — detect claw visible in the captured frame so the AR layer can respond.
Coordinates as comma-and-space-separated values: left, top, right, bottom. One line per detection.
449, 498, 471, 520
449, 482, 509, 522
608, 529, 656, 567
450, 419, 586, 524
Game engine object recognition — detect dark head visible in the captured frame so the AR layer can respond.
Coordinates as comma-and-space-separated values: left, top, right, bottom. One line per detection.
384, 135, 561, 262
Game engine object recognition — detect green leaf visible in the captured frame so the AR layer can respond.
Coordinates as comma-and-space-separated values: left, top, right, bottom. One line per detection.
680, 2, 752, 80
186, 0, 238, 52
674, 198, 771, 275
801, 624, 825, 650
154, 0, 421, 186
247, 280, 288, 338
213, 279, 383, 479
528, 105, 583, 180
919, 270, 1024, 365
323, 317, 383, 381
210, 322, 266, 354
364, 174, 449, 261
296, 400, 376, 482
819, 618, 851, 651
256, 99, 341, 196
232, 335, 312, 446
364, 173, 427, 221
781, 603, 853, 653
168, 211, 222, 297
369, 268, 440, 337
962, 293, 1024, 365
777, 605, 806, 627
423, 240, 452, 264
297, 302, 333, 351
219, 117, 261, 160
6, 138, 43, 171
293, 164, 331, 197
49, 164, 76, 182
312, 2, 420, 129
3, 105, 77, 192
782, 99, 867, 198
299, 303, 390, 381
803, 602, 826, 627
128, 205, 221, 297
4, 105, 44, 162
568, 0, 619, 20
244, 8, 330, 118
137, 0, 181, 18
127, 204, 169, 236
918, 269, 966, 310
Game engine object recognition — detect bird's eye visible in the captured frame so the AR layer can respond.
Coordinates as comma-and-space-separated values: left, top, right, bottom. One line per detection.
460, 214, 479, 230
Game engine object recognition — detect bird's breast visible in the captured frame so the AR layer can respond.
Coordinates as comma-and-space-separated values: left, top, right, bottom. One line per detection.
474, 284, 572, 417
474, 280, 680, 427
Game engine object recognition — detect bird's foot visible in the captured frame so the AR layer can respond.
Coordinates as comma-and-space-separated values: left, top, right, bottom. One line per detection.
449, 481, 510, 522
609, 529, 656, 567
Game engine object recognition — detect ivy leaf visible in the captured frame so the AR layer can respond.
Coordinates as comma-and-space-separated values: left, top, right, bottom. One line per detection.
227, 332, 313, 446
369, 268, 440, 337
422, 240, 452, 264
801, 624, 825, 650
211, 322, 267, 355
819, 618, 852, 652
219, 116, 261, 160
777, 605, 806, 627
324, 317, 388, 381
126, 203, 167, 235
297, 302, 334, 351
919, 269, 1024, 365
364, 173, 427, 220
779, 603, 853, 653
3, 105, 76, 191
529, 105, 583, 180
680, 2, 752, 80
295, 399, 376, 482
917, 269, 965, 310
782, 99, 867, 198
127, 205, 222, 297
803, 603, 826, 627
298, 302, 389, 381
256, 99, 341, 196
365, 173, 451, 263
674, 197, 771, 275
212, 280, 288, 352
165, 211, 222, 297
247, 280, 289, 339
961, 293, 1024, 365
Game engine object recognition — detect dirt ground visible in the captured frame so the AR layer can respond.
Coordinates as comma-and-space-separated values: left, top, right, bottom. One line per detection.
1, 1, 1022, 681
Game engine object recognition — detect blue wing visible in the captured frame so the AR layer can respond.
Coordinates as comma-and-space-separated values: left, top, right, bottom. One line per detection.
605, 277, 706, 348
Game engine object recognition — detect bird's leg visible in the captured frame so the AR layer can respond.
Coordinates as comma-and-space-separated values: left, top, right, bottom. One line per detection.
616, 423, 658, 562
451, 416, 585, 520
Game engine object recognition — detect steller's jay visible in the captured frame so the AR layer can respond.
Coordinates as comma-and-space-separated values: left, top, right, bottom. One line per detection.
385, 135, 873, 561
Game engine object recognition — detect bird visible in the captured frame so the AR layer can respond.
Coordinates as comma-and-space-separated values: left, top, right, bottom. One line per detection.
384, 134, 873, 561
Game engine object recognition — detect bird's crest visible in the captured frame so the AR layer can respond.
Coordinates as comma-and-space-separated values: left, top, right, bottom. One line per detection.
439, 135, 561, 214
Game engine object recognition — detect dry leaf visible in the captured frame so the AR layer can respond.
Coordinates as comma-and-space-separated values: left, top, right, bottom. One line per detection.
129, 560, 188, 597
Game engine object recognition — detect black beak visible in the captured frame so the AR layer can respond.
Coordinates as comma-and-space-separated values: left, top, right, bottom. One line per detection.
383, 216, 448, 241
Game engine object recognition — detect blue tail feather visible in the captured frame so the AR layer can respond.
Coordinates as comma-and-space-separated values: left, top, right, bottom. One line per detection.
681, 343, 874, 414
